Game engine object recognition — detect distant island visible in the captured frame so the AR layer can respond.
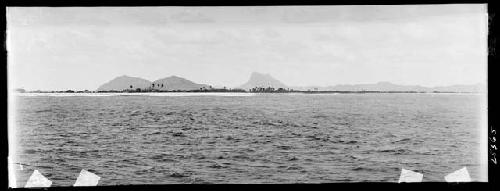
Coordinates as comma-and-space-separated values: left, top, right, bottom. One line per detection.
16, 72, 486, 94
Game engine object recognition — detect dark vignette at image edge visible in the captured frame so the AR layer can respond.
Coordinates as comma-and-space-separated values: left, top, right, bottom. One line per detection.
487, 0, 498, 188
2, 0, 498, 190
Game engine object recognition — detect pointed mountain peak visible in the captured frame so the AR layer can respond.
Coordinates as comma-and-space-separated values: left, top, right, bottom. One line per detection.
250, 72, 272, 77
239, 72, 288, 90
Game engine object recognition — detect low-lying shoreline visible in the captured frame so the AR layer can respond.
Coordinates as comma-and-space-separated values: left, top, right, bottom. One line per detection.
17, 90, 482, 94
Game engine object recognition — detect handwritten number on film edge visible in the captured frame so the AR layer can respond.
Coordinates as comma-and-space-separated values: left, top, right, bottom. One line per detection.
491, 126, 497, 164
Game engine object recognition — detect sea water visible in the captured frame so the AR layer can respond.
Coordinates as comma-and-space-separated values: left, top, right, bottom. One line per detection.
11, 93, 487, 185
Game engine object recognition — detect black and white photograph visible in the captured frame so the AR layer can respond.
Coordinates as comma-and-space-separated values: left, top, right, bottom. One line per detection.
6, 4, 489, 187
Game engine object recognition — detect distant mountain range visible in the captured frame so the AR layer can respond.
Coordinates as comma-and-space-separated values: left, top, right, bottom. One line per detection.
290, 81, 486, 92
97, 73, 486, 93
96, 75, 210, 91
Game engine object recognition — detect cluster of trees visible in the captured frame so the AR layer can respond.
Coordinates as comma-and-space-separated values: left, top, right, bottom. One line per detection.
249, 87, 291, 93
192, 87, 246, 92
124, 83, 166, 92
120, 84, 246, 92
151, 83, 165, 88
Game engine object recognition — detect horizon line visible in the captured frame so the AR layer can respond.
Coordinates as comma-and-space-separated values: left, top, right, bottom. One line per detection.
13, 72, 486, 92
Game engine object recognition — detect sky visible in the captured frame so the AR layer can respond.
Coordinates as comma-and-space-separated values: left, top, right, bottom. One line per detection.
7, 5, 488, 91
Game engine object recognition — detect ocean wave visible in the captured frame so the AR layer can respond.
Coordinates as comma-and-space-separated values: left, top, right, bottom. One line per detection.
12, 93, 485, 184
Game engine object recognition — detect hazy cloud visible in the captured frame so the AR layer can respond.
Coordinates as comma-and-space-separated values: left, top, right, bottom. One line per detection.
7, 5, 487, 91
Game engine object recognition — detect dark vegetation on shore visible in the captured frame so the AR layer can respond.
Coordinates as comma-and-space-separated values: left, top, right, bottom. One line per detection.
16, 88, 475, 94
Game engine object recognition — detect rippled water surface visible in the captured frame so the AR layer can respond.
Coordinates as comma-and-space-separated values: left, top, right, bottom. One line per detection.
12, 93, 486, 185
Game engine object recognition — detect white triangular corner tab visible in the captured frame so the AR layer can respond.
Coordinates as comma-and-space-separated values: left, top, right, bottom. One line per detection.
73, 169, 100, 186
8, 159, 17, 188
398, 168, 423, 183
444, 167, 471, 182
25, 170, 52, 188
